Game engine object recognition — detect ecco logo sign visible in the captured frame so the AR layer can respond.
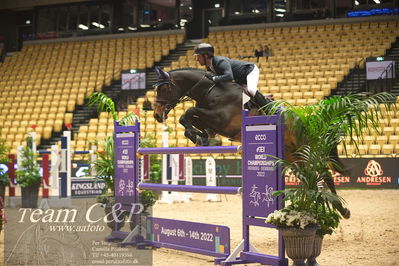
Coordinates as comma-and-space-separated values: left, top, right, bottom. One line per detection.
255, 134, 266, 140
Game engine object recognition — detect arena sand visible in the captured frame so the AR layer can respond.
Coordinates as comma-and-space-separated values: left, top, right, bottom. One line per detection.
1, 190, 398, 266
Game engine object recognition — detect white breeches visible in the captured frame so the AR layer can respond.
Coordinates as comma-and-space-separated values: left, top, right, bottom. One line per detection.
246, 65, 259, 97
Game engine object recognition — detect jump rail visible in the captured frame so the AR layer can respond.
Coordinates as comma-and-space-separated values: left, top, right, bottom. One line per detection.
137, 145, 241, 155
138, 182, 242, 194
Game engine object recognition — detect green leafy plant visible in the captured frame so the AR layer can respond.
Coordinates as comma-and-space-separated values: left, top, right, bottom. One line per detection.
88, 92, 157, 208
313, 204, 340, 237
15, 135, 41, 188
139, 190, 157, 215
88, 92, 137, 126
0, 132, 10, 185
140, 134, 162, 183
92, 136, 114, 194
88, 92, 137, 196
264, 92, 397, 237
96, 192, 116, 206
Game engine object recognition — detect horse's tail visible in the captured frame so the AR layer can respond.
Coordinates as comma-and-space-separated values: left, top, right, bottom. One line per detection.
326, 146, 352, 219
331, 146, 351, 177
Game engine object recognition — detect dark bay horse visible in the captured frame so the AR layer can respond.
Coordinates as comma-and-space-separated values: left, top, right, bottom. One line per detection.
152, 67, 350, 218
153, 67, 299, 161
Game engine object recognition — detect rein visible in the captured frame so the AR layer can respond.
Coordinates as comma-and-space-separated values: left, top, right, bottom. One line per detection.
154, 73, 214, 110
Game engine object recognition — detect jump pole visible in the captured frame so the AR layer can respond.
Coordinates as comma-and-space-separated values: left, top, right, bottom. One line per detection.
111, 111, 288, 265
138, 183, 241, 194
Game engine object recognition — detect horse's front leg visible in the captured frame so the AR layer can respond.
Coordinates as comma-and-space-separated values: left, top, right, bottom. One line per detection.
179, 107, 220, 144
179, 108, 208, 144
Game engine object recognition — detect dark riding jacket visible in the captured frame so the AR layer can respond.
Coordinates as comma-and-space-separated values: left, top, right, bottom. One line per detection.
207, 56, 255, 85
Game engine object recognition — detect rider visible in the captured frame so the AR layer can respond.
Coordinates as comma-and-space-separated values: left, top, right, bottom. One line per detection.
194, 43, 271, 108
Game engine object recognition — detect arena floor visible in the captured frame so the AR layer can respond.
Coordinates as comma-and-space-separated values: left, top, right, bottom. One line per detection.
152, 189, 399, 266
1, 189, 398, 266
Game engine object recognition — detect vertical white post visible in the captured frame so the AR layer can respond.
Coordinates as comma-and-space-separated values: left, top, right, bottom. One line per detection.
90, 145, 97, 177
140, 156, 144, 181
184, 156, 193, 201
50, 145, 60, 197
63, 131, 72, 198
159, 124, 171, 203
169, 154, 187, 202
29, 131, 37, 155
205, 157, 219, 202
170, 154, 179, 185
16, 146, 23, 171
16, 146, 23, 197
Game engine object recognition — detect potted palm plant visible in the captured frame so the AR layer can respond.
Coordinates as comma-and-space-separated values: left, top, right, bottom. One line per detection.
88, 92, 157, 231
264, 92, 397, 266
266, 145, 344, 266
16, 134, 41, 208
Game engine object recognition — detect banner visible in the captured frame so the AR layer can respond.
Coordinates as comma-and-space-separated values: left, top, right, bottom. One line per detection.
191, 158, 399, 189
71, 178, 105, 197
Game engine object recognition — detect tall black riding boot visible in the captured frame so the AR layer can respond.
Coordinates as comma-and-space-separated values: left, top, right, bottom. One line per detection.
253, 91, 271, 108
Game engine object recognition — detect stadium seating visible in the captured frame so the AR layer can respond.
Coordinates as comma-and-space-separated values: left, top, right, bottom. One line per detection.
0, 33, 184, 155
140, 20, 399, 158
1, 20, 399, 159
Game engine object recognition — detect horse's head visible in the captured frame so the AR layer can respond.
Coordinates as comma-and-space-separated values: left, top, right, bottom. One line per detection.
152, 67, 182, 123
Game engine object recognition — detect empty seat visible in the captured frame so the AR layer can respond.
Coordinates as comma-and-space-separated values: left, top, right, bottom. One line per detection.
376, 135, 388, 146
368, 144, 381, 155
389, 135, 399, 146
382, 144, 394, 155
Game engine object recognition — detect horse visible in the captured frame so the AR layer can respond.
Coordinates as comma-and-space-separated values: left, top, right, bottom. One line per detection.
152, 67, 350, 218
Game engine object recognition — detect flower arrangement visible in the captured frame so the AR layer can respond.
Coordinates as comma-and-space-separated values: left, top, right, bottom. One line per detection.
266, 208, 318, 229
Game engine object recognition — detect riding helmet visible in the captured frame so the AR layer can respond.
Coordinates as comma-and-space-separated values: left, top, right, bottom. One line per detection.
194, 43, 214, 56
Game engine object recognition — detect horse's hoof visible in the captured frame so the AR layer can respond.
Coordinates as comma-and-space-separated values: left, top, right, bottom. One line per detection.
205, 128, 216, 138
195, 136, 203, 146
184, 130, 197, 144
342, 208, 351, 219
195, 136, 209, 146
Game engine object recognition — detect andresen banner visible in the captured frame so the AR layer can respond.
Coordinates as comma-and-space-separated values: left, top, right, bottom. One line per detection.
191, 158, 399, 189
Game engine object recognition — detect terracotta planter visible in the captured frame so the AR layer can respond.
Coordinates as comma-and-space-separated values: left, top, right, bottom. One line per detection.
306, 235, 323, 266
279, 226, 317, 266
21, 183, 40, 208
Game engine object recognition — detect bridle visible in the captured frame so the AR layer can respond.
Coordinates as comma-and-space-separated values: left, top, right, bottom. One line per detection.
153, 73, 212, 112
153, 79, 180, 112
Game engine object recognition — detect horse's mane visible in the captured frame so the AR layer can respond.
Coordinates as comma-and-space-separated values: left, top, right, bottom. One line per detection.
169, 68, 206, 73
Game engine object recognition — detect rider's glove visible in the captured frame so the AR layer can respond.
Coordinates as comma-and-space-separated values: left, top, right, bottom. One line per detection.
205, 72, 215, 82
